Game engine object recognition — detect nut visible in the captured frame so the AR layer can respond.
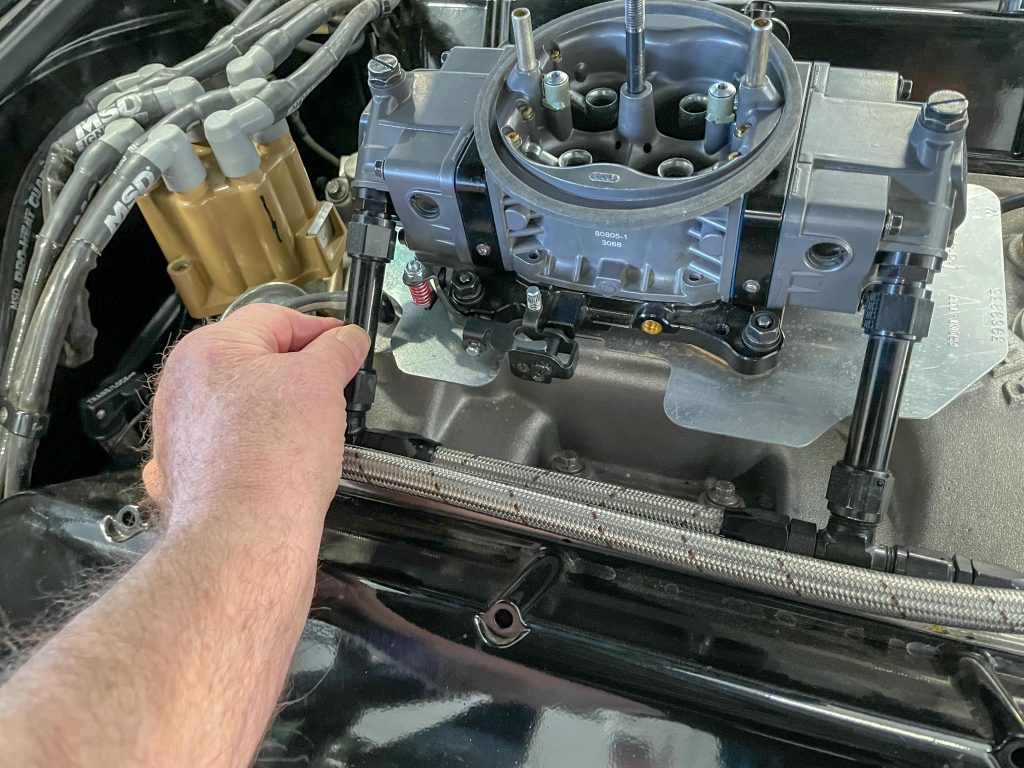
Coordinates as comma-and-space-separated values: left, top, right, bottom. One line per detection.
741, 311, 781, 352
450, 270, 484, 306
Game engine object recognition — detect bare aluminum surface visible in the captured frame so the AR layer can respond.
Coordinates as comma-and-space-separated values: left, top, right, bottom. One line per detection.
651, 184, 1006, 446
382, 251, 500, 386
384, 185, 1006, 447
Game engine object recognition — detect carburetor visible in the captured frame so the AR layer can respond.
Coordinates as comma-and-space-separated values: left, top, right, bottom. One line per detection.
350, 0, 966, 377
340, 0, 988, 552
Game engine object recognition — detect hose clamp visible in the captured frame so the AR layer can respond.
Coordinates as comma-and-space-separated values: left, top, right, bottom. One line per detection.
0, 394, 49, 438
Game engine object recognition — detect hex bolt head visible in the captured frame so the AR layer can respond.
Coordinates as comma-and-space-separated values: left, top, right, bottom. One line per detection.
884, 211, 904, 239
367, 54, 403, 88
707, 480, 742, 508
475, 243, 492, 257
920, 90, 968, 133
551, 450, 584, 474
465, 341, 483, 358
403, 259, 427, 282
325, 177, 349, 203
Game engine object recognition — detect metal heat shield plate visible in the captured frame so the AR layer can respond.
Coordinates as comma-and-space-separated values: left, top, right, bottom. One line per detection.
648, 184, 1008, 447
383, 185, 1007, 448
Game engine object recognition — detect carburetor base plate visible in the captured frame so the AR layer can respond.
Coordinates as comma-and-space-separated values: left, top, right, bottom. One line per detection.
382, 185, 1006, 448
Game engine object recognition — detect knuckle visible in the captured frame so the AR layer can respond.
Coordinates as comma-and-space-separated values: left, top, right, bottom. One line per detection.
226, 302, 291, 327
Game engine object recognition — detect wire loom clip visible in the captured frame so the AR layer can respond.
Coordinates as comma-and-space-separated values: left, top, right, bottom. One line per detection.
0, 394, 49, 438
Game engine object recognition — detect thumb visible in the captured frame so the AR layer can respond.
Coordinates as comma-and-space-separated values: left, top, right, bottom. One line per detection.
300, 323, 371, 381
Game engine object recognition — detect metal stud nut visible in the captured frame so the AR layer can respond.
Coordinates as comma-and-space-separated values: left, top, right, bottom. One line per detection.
741, 311, 782, 352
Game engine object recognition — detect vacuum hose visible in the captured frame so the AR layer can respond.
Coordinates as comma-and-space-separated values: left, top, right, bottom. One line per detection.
341, 446, 1024, 633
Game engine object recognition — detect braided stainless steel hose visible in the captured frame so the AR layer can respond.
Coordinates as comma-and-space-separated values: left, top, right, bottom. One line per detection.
433, 447, 723, 534
342, 446, 1024, 632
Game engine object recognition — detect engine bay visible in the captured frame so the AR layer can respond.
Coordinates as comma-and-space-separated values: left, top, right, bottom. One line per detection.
2, 0, 1024, 764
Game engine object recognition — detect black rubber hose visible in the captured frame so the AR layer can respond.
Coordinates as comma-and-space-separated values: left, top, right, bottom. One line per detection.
1002, 192, 1024, 214
0, 105, 91, 370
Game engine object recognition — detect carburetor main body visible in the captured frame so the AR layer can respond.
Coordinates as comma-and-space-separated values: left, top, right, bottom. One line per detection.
353, 0, 966, 378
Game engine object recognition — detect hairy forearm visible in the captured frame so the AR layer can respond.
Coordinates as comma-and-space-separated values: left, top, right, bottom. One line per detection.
0, 500, 321, 768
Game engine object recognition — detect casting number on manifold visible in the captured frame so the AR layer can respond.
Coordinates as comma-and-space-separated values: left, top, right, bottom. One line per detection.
989, 287, 1007, 343
596, 230, 627, 248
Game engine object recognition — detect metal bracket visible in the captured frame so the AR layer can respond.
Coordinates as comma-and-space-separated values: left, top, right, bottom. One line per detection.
508, 328, 579, 383
474, 553, 562, 648
100, 504, 156, 543
0, 394, 49, 438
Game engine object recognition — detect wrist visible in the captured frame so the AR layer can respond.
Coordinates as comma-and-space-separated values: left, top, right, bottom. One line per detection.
160, 492, 326, 568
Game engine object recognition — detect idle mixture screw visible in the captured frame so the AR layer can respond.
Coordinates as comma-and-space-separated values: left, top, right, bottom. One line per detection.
525, 285, 543, 311
919, 90, 968, 133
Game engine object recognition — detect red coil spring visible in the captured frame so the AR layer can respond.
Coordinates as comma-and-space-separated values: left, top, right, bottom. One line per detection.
407, 280, 434, 307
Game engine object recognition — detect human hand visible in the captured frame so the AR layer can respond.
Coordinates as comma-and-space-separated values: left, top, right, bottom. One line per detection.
143, 304, 369, 536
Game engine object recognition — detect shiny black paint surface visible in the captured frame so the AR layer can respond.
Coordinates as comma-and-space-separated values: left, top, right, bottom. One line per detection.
3, 478, 1023, 767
